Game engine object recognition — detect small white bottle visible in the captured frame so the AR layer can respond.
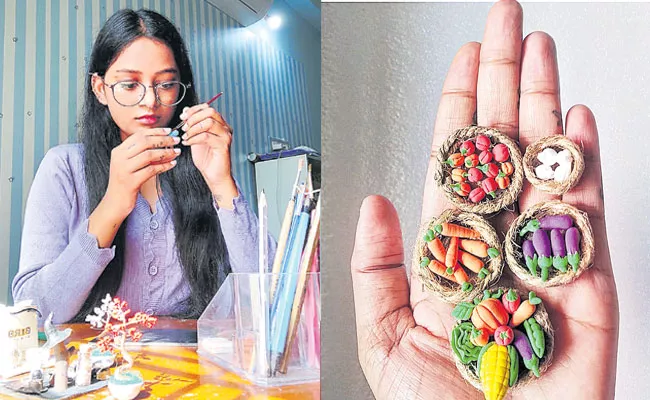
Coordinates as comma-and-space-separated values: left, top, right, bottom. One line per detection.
75, 344, 92, 387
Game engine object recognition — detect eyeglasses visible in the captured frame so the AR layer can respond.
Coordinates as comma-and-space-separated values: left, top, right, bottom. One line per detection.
91, 73, 191, 107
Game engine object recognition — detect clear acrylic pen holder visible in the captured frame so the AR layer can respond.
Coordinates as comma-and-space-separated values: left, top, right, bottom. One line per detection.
197, 272, 320, 387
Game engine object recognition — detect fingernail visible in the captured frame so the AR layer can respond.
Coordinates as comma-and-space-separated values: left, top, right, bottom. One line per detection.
183, 107, 188, 113
174, 148, 181, 154
181, 141, 188, 146
170, 130, 179, 137
172, 136, 181, 144
182, 124, 189, 132
180, 113, 187, 120
181, 133, 188, 140
170, 160, 177, 166
164, 128, 172, 134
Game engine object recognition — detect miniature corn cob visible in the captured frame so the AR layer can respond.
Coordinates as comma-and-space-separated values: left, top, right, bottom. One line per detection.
478, 343, 511, 400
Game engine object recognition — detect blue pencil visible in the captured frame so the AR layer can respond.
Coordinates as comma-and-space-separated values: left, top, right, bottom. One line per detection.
268, 203, 311, 373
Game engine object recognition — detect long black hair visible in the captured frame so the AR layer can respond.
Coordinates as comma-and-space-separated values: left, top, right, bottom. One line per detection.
76, 9, 231, 322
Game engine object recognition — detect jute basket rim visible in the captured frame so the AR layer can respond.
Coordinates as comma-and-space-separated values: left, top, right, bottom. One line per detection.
523, 135, 585, 195
451, 285, 555, 392
504, 200, 595, 287
413, 209, 504, 303
433, 126, 524, 215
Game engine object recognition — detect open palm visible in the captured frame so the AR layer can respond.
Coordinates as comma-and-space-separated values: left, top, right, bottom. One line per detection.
350, 1, 618, 399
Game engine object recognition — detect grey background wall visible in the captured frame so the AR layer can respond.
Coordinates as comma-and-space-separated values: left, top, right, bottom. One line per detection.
322, 3, 649, 399
0, 0, 321, 304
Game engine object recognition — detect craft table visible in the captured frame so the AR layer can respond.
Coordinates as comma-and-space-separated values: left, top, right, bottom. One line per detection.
0, 318, 319, 399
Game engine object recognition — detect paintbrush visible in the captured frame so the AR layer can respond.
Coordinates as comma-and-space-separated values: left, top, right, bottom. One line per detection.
169, 91, 223, 136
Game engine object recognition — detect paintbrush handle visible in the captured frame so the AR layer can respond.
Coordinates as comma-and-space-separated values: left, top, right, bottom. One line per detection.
170, 92, 224, 131
270, 198, 295, 300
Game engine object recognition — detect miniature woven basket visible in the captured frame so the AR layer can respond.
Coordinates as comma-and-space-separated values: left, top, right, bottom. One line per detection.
523, 135, 585, 195
433, 126, 524, 214
505, 200, 595, 287
451, 286, 555, 392
413, 209, 504, 303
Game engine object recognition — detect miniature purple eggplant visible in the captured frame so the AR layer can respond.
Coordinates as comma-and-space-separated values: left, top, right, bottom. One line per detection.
513, 329, 540, 377
550, 229, 568, 272
538, 214, 573, 230
519, 214, 574, 237
566, 227, 581, 272
522, 240, 538, 276
532, 229, 553, 281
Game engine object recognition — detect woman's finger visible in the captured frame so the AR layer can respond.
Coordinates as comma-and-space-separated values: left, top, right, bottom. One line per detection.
132, 159, 178, 183
128, 148, 180, 171
182, 131, 231, 148
122, 128, 177, 158
476, 0, 523, 140
350, 196, 414, 368
517, 31, 563, 212
422, 42, 480, 223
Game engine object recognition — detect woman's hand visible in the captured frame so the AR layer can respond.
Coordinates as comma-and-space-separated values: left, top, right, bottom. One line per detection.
180, 104, 238, 206
351, 1, 619, 399
104, 127, 180, 217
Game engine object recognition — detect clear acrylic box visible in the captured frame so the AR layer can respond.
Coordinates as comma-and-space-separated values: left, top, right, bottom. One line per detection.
197, 272, 320, 387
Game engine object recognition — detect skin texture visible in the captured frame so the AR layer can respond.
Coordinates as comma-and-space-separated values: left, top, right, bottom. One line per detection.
91, 37, 237, 213
350, 1, 619, 399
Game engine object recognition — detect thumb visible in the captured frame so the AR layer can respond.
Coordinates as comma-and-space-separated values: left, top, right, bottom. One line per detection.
351, 195, 413, 362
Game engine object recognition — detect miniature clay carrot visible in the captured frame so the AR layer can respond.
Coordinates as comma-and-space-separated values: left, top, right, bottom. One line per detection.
532, 229, 553, 281
427, 259, 458, 282
446, 237, 459, 268
566, 227, 581, 272
550, 229, 568, 272
459, 239, 488, 257
434, 223, 481, 239
453, 263, 469, 284
522, 239, 538, 276
511, 293, 541, 327
458, 250, 484, 273
427, 237, 447, 263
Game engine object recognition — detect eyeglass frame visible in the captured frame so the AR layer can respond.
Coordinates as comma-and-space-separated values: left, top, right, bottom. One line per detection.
89, 72, 192, 107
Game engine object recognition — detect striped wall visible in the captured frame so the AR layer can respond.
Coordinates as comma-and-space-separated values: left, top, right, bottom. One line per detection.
0, 0, 319, 303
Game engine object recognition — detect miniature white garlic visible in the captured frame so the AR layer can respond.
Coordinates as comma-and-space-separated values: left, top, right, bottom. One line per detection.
556, 149, 573, 166
537, 148, 558, 165
535, 164, 555, 180
554, 163, 571, 182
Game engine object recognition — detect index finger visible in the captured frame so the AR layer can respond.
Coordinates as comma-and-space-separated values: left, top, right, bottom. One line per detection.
422, 42, 480, 223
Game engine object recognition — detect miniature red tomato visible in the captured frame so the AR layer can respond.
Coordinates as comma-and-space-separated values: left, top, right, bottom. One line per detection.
469, 187, 486, 203
446, 153, 464, 167
464, 154, 479, 168
460, 140, 475, 156
494, 325, 514, 346
481, 178, 498, 198
478, 150, 493, 165
501, 162, 514, 176
501, 289, 521, 314
451, 168, 467, 182
467, 167, 484, 183
451, 182, 471, 196
493, 144, 510, 162
479, 163, 500, 178
476, 134, 491, 151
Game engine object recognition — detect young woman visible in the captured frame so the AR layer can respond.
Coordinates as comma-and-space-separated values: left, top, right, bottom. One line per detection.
12, 9, 276, 323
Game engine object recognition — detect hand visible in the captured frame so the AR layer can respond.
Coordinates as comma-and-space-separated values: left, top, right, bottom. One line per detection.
351, 1, 619, 399
180, 103, 234, 189
104, 127, 180, 218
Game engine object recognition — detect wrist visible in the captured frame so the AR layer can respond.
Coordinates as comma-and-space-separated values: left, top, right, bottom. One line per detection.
209, 177, 238, 210
100, 190, 133, 223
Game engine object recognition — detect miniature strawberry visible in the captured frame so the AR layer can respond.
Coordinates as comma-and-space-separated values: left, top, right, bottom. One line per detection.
501, 289, 521, 314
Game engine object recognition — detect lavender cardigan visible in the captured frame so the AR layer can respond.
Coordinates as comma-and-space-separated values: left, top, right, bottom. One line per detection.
12, 144, 275, 323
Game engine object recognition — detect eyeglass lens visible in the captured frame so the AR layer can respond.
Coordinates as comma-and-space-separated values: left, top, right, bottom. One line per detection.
112, 81, 187, 106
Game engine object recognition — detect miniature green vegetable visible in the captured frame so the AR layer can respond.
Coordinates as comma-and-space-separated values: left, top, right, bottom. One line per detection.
566, 227, 581, 272
522, 240, 538, 276
523, 317, 545, 359
451, 322, 483, 364
507, 344, 519, 387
